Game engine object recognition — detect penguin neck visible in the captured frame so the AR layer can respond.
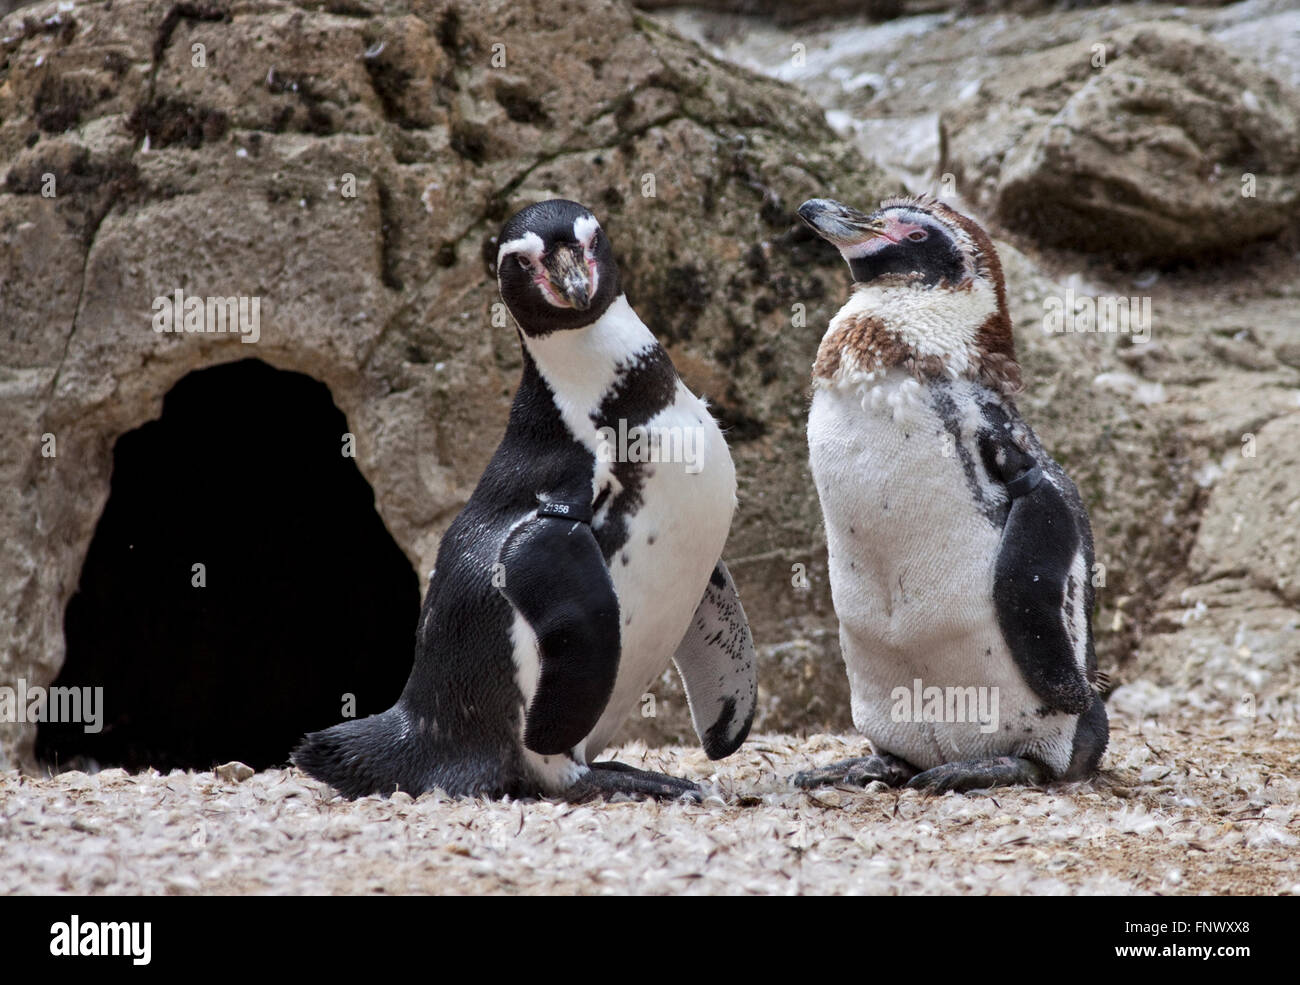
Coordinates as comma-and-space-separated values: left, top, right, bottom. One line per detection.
520, 293, 661, 425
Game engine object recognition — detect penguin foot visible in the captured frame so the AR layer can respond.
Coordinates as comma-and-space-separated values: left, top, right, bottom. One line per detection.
792, 753, 917, 789
905, 756, 1047, 794
563, 761, 703, 803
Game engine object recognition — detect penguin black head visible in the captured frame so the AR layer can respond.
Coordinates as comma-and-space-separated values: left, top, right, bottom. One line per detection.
495, 200, 621, 336
798, 196, 987, 288
800, 195, 1020, 393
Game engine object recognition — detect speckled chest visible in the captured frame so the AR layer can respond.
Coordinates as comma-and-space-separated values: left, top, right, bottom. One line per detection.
809, 371, 1012, 643
807, 371, 1083, 771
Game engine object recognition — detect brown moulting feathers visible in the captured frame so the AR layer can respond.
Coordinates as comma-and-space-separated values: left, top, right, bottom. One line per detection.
796, 192, 1108, 794
801, 197, 1021, 395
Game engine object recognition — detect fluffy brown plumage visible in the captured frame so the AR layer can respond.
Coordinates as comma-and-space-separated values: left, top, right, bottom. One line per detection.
802, 196, 1021, 395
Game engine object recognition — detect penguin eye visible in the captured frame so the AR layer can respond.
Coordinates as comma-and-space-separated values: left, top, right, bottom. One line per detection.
907, 230, 928, 242
514, 255, 531, 271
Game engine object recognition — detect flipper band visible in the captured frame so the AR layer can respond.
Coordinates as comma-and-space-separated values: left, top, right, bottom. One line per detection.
1005, 465, 1043, 499
536, 500, 594, 524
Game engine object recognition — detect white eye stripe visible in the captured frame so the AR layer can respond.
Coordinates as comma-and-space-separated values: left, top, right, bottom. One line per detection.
572, 214, 600, 248
497, 231, 545, 270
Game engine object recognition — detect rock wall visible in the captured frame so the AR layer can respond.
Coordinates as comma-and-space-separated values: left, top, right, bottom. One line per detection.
5, 0, 1298, 770
1139, 411, 1300, 720
663, 0, 1300, 728
941, 20, 1300, 260
0, 0, 895, 767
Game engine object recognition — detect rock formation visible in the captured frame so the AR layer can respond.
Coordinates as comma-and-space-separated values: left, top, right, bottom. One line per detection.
0, 0, 892, 768
942, 21, 1300, 260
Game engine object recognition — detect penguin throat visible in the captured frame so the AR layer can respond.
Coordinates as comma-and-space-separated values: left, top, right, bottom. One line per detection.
521, 294, 659, 404
812, 280, 1020, 394
520, 293, 662, 476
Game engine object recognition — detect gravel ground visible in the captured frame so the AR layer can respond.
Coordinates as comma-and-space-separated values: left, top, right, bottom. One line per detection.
3, 688, 1297, 895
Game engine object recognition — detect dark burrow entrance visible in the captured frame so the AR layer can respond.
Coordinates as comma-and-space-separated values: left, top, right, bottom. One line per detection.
36, 359, 419, 772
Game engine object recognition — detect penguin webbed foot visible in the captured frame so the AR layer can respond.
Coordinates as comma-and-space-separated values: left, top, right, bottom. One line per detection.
562, 761, 703, 803
905, 756, 1047, 794
792, 753, 917, 790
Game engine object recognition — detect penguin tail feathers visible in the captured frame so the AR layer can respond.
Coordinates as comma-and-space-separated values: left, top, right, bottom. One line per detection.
292, 709, 420, 800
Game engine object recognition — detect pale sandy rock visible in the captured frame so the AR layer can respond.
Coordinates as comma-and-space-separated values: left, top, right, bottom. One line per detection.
214, 760, 255, 782
666, 3, 1300, 259
943, 20, 1300, 259
1188, 412, 1300, 606
1137, 413, 1300, 716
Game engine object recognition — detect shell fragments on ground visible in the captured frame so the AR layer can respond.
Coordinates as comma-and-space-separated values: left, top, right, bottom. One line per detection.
2, 688, 1297, 896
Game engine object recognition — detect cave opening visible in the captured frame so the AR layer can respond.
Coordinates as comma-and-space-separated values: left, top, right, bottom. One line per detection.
36, 358, 419, 772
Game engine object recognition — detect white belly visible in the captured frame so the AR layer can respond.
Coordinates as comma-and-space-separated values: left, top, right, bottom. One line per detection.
809, 371, 1078, 772
579, 383, 736, 759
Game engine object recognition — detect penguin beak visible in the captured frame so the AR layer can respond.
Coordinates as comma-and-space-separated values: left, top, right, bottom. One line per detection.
543, 244, 592, 311
797, 198, 890, 248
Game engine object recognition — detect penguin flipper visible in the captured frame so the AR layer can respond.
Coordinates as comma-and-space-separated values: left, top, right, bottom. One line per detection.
979, 431, 1095, 717
500, 515, 621, 757
671, 559, 757, 760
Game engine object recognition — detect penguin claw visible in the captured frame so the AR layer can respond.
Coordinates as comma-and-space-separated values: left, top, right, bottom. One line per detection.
792, 754, 917, 790
562, 761, 703, 803
905, 756, 1047, 794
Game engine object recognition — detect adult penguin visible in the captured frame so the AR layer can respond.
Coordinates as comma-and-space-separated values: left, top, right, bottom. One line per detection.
294, 200, 756, 801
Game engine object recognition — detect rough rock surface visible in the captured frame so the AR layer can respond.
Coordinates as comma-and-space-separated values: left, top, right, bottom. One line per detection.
666, 1, 1300, 260
0, 0, 893, 767
1139, 412, 1300, 721
4, 698, 1298, 894
662, 0, 1300, 727
634, 0, 908, 27
943, 20, 1300, 259
3, 0, 1299, 795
